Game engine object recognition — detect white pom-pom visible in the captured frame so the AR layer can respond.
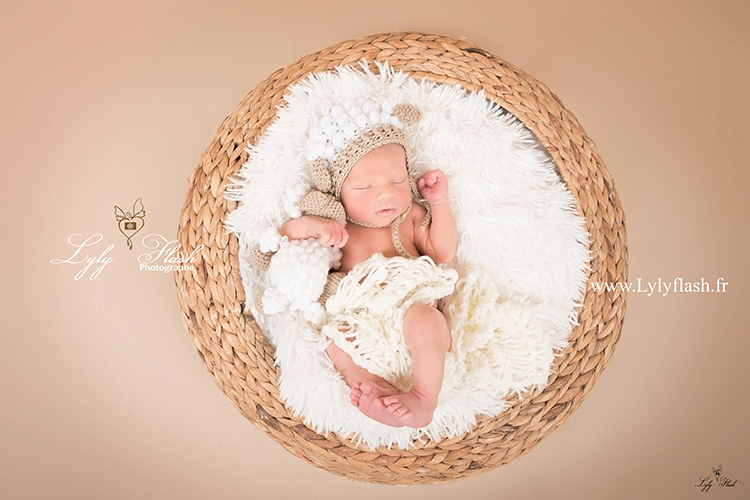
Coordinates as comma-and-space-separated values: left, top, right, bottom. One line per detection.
309, 127, 325, 141
261, 288, 288, 315
282, 183, 309, 218
307, 142, 325, 161
330, 248, 343, 270
257, 227, 282, 253
303, 302, 326, 325
335, 113, 348, 127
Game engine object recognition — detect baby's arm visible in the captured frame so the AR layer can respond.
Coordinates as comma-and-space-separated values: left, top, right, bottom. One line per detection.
415, 169, 457, 263
279, 215, 349, 248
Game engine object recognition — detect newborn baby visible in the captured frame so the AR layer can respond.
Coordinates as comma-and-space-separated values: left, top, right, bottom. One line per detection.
280, 141, 457, 428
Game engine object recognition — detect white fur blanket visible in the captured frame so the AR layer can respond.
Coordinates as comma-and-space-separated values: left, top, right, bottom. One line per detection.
225, 63, 589, 449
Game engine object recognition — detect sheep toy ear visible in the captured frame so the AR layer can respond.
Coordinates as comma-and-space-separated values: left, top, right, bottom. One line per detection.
255, 289, 288, 316
248, 243, 273, 270
310, 157, 333, 192
391, 104, 421, 125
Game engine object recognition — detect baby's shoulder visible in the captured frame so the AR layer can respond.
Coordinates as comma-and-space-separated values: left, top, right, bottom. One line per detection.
407, 201, 428, 223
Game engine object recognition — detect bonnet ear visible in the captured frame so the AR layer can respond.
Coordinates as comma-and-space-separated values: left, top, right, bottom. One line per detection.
298, 189, 347, 226
391, 104, 421, 125
309, 157, 333, 193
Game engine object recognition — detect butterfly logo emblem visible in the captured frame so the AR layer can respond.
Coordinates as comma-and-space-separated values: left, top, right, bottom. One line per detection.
114, 198, 146, 250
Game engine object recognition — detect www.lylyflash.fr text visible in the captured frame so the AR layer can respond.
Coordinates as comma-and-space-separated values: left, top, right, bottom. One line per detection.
590, 278, 728, 296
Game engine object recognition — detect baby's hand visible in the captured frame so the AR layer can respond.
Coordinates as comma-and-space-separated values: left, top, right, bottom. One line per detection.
279, 215, 349, 248
417, 169, 450, 206
313, 218, 349, 248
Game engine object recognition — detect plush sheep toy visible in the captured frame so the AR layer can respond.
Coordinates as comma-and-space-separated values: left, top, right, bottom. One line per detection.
250, 227, 343, 324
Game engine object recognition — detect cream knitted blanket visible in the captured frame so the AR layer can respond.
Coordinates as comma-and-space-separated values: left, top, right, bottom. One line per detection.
322, 254, 458, 392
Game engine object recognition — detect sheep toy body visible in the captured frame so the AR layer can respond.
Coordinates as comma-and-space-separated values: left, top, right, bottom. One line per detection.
257, 235, 342, 324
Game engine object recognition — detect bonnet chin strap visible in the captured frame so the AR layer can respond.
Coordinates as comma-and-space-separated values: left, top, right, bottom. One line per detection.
346, 199, 431, 260
346, 203, 414, 259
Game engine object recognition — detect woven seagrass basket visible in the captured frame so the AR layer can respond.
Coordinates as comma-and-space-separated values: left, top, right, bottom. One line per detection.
175, 32, 627, 485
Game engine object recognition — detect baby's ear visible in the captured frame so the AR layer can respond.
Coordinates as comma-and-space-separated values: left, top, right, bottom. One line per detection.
392, 104, 421, 125
310, 157, 332, 192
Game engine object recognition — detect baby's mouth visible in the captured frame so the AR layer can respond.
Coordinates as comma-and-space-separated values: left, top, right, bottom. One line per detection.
376, 208, 395, 217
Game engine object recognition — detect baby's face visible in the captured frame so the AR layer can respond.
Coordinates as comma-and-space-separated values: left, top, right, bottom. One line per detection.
340, 143, 411, 227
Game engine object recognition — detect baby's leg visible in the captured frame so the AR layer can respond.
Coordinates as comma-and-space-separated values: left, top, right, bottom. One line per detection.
325, 341, 406, 427
381, 303, 450, 428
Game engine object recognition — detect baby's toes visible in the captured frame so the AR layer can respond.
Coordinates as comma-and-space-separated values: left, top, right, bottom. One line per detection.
383, 397, 407, 416
382, 395, 397, 407
350, 383, 363, 407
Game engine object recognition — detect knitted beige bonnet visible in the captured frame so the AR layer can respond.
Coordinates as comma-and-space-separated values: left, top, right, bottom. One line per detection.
249, 98, 429, 273
248, 98, 431, 312
297, 99, 430, 232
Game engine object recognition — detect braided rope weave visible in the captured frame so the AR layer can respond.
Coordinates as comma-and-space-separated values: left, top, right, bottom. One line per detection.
175, 32, 628, 485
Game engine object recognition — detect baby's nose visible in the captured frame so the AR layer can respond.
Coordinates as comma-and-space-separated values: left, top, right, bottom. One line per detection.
377, 185, 395, 200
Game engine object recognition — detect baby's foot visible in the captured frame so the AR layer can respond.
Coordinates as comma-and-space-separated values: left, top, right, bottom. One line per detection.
382, 390, 436, 428
351, 381, 405, 428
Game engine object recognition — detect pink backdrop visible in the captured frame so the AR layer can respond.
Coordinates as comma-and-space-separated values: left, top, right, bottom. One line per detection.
2, 1, 747, 498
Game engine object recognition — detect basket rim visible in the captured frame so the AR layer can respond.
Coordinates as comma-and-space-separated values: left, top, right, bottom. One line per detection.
175, 31, 628, 485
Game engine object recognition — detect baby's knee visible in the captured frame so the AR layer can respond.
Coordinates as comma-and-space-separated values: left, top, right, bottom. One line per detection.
404, 303, 439, 325
403, 304, 450, 349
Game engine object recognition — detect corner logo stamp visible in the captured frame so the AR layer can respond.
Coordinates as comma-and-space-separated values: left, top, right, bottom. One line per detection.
114, 198, 146, 250
696, 464, 741, 493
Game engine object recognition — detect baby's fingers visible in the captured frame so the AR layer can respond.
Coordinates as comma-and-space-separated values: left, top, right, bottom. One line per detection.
420, 169, 446, 188
324, 225, 348, 248
418, 172, 434, 188
333, 228, 349, 248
